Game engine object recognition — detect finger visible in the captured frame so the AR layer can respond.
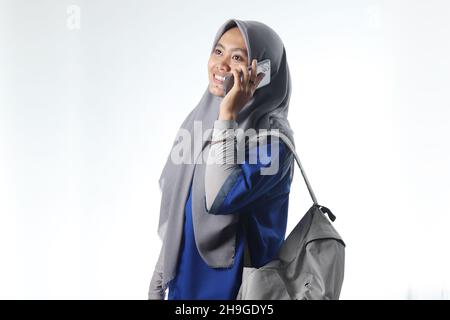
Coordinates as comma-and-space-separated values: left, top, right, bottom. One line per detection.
231, 69, 241, 91
256, 72, 266, 85
250, 72, 266, 95
250, 59, 257, 84
238, 65, 248, 90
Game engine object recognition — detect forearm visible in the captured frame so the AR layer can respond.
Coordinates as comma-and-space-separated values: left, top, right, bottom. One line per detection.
205, 119, 239, 212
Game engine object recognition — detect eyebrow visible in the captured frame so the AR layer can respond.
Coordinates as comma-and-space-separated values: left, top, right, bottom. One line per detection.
215, 42, 248, 55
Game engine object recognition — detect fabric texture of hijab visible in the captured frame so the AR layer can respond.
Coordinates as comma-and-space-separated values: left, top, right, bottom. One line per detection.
156, 18, 296, 292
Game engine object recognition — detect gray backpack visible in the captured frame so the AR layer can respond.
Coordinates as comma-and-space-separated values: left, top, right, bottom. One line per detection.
236, 131, 346, 300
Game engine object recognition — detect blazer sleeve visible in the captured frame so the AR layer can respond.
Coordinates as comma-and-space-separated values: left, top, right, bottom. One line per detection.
205, 119, 292, 215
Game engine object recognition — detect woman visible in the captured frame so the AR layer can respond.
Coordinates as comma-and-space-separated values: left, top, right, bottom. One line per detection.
148, 18, 296, 300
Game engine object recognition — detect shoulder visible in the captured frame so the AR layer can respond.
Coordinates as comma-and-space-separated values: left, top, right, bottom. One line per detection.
241, 135, 294, 178
245, 135, 292, 163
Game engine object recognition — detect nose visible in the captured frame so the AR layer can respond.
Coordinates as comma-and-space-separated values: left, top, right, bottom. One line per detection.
216, 60, 230, 73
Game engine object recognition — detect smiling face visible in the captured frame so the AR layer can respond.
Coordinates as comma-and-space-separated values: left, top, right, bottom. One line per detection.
208, 27, 249, 97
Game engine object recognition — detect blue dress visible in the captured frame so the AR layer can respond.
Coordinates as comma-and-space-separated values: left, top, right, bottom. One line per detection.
168, 137, 292, 300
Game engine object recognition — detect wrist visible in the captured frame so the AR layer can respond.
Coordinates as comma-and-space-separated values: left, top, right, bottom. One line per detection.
218, 108, 236, 121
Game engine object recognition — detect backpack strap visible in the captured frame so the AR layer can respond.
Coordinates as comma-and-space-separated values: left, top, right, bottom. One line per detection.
250, 130, 318, 205
241, 130, 334, 269
267, 131, 338, 222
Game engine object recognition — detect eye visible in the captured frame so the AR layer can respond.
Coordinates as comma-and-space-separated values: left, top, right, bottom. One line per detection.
233, 55, 243, 61
214, 49, 222, 55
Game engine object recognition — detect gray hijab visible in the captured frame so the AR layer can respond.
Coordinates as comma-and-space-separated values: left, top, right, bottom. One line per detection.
156, 18, 296, 292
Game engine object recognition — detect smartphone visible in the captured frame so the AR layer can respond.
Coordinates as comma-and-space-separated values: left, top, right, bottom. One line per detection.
222, 59, 271, 96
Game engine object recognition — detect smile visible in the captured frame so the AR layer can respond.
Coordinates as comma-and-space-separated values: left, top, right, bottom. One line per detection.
213, 73, 226, 84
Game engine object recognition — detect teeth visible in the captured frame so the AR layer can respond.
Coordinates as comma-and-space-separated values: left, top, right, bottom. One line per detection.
214, 74, 225, 81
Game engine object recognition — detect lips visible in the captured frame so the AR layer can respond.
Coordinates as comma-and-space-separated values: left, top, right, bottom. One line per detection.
213, 73, 226, 85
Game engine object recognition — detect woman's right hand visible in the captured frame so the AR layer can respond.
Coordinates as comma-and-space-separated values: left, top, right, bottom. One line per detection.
219, 59, 265, 120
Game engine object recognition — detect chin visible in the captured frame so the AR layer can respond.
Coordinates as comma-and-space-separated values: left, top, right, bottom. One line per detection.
209, 83, 225, 97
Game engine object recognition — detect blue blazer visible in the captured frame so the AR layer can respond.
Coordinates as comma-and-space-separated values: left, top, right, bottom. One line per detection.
168, 138, 293, 300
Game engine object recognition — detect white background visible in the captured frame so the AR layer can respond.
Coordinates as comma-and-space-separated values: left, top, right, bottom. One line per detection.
1, 0, 449, 299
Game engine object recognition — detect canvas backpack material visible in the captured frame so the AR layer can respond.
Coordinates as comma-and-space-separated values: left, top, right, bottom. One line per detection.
236, 131, 346, 300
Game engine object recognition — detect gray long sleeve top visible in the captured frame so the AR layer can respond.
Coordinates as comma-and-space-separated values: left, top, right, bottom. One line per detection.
205, 119, 240, 212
